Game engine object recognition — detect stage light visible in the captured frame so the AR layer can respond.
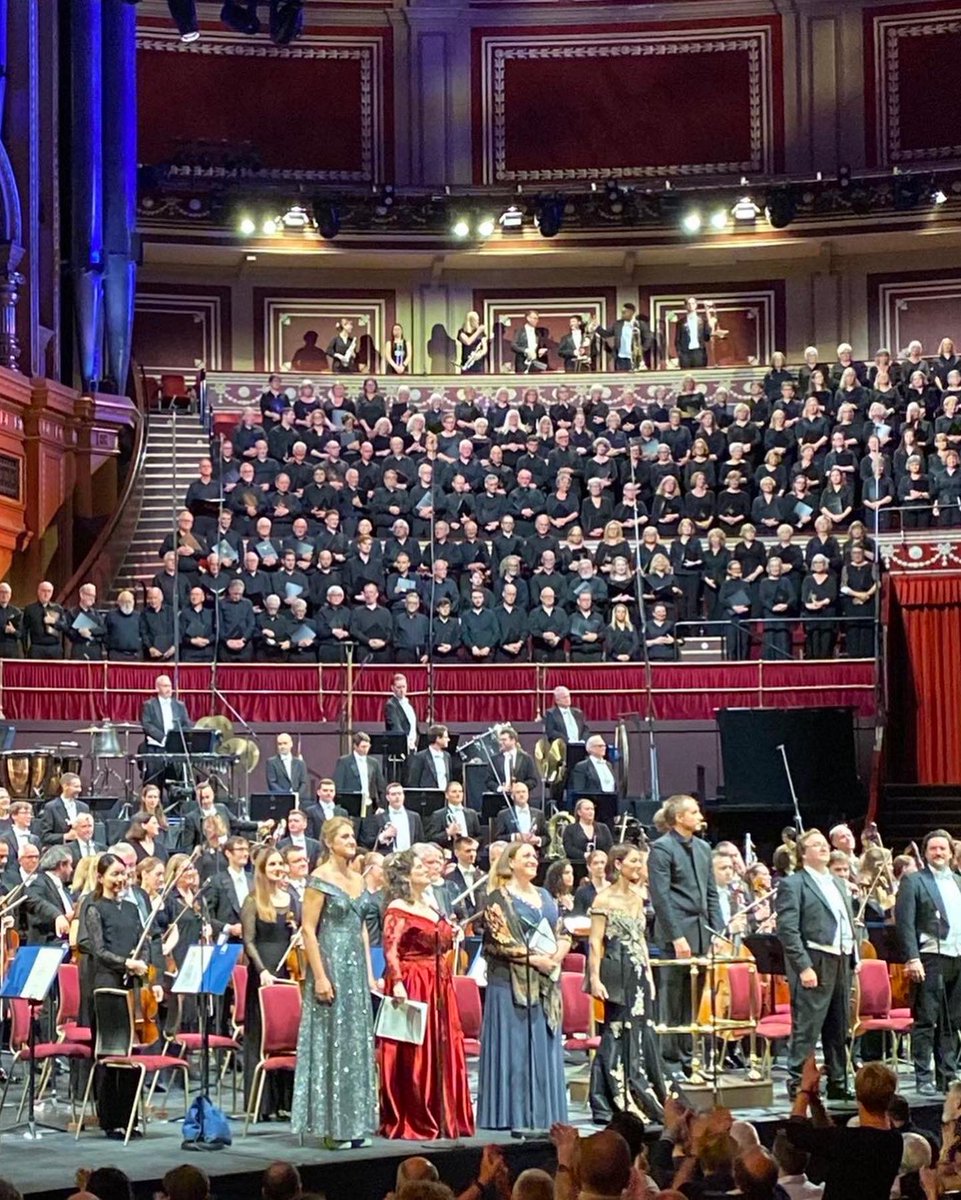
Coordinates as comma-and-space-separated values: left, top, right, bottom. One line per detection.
269, 0, 304, 45
732, 196, 760, 221
452, 218, 470, 239
499, 206, 523, 230
681, 211, 702, 234
765, 185, 797, 229
168, 0, 200, 40
220, 0, 260, 34
281, 204, 311, 229
238, 216, 256, 236
477, 216, 496, 238
709, 208, 728, 230
262, 217, 278, 235
934, 189, 948, 205
534, 195, 563, 238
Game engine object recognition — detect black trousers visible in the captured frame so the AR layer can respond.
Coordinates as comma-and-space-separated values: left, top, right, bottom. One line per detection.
658, 948, 706, 1074
911, 954, 961, 1088
786, 948, 851, 1086
678, 348, 708, 370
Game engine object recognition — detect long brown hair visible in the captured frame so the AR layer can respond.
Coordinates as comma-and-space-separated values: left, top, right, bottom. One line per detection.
253, 848, 286, 922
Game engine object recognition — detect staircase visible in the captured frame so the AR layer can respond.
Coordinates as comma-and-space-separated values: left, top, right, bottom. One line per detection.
112, 412, 211, 597
877, 784, 961, 849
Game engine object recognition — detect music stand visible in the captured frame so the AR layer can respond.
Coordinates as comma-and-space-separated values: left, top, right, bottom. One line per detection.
166, 729, 218, 756
369, 732, 408, 780
249, 792, 296, 824
571, 791, 619, 828
743, 933, 786, 976
482, 792, 506, 823
0, 945, 68, 1139
404, 788, 445, 820
335, 791, 365, 819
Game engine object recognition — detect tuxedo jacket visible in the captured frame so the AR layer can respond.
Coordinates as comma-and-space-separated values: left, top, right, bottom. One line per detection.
39, 797, 92, 848
304, 802, 349, 842
406, 748, 454, 790
1, 830, 40, 860
209, 870, 254, 931
384, 695, 419, 745
445, 866, 488, 920
569, 757, 618, 796
557, 333, 596, 368
333, 754, 386, 808
277, 835, 322, 870
68, 840, 106, 867
895, 867, 958, 963
489, 749, 539, 793
648, 830, 722, 955
675, 314, 713, 355
424, 804, 482, 849
492, 805, 548, 844
543, 704, 589, 744
141, 696, 191, 747
24, 872, 72, 943
511, 327, 549, 373
359, 807, 424, 851
179, 803, 236, 850
776, 868, 858, 978
265, 754, 311, 805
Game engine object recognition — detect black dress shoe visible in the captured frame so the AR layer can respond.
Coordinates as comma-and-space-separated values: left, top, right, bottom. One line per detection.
826, 1083, 854, 1101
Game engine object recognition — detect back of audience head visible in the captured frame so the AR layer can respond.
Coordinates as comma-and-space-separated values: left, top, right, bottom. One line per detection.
577, 1130, 632, 1197
396, 1159, 439, 1191
606, 1111, 646, 1161
262, 1162, 302, 1200
85, 1169, 133, 1200
772, 1129, 810, 1178
856, 1061, 897, 1116
161, 1166, 210, 1200
732, 1147, 779, 1200
396, 1184, 454, 1200
510, 1169, 553, 1200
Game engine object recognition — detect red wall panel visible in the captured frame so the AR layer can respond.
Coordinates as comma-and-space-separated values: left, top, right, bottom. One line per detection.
472, 18, 783, 184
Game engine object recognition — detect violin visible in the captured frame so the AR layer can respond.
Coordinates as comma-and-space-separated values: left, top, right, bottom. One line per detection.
283, 910, 306, 982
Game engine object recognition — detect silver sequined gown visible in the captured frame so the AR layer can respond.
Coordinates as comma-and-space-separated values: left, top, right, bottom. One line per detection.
588, 907, 666, 1123
291, 878, 378, 1140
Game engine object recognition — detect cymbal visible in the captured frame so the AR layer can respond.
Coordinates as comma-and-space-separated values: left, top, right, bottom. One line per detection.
73, 725, 109, 734
195, 715, 234, 737
220, 736, 259, 772
109, 722, 141, 730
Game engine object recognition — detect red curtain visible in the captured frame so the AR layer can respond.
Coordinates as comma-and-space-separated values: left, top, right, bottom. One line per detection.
888, 574, 961, 784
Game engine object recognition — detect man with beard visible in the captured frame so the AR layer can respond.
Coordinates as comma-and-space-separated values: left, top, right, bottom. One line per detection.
104, 590, 141, 660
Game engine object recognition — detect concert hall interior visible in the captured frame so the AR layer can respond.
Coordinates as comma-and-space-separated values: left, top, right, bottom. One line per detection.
3, 0, 961, 1197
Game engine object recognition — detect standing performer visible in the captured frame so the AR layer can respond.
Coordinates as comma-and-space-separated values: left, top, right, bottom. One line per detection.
241, 848, 296, 1121
378, 850, 474, 1139
588, 844, 666, 1123
895, 828, 961, 1097
477, 843, 571, 1130
291, 817, 378, 1149
647, 794, 721, 1080
775, 828, 858, 1100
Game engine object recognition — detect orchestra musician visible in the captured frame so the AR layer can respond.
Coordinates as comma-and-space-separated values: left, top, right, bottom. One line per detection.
775, 828, 858, 1100
360, 783, 424, 852
511, 310, 549, 374
179, 780, 236, 851
197, 813, 229, 883
424, 780, 481, 849
304, 779, 349, 841
242, 847, 297, 1121
568, 737, 619, 800
384, 673, 420, 759
491, 780, 548, 847
68, 812, 105, 867
265, 732, 311, 805
283, 845, 310, 919
446, 836, 486, 921
647, 794, 722, 1080
406, 725, 454, 791
277, 808, 321, 870
674, 296, 713, 370
558, 316, 598, 373
39, 773, 91, 847
457, 312, 488, 375
25, 846, 74, 945
894, 829, 961, 1097
209, 836, 253, 942
333, 732, 387, 814
385, 322, 410, 375
562, 797, 614, 865
489, 727, 539, 794
327, 319, 360, 373
139, 674, 192, 785
599, 303, 653, 372
543, 685, 589, 745
2, 801, 41, 861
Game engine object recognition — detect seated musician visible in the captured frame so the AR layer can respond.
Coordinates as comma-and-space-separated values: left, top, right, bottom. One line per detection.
568, 735, 619, 799
562, 797, 614, 865
179, 779, 236, 851
491, 780, 548, 847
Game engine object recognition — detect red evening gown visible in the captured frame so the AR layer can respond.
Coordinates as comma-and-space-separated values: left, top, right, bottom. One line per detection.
378, 908, 475, 1139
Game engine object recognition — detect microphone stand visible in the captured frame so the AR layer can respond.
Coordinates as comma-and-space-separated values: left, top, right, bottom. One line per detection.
210, 685, 257, 820
776, 744, 804, 835
628, 457, 660, 807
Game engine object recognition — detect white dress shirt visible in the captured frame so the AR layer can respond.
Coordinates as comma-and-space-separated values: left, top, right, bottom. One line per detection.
923, 865, 961, 957
560, 707, 580, 742
279, 754, 294, 779
62, 797, 78, 824
777, 1176, 824, 1200
389, 807, 411, 851
514, 806, 532, 836
526, 325, 538, 352
686, 311, 700, 350
398, 698, 418, 750
353, 753, 371, 798
591, 758, 616, 793
430, 750, 449, 790
446, 805, 467, 837
803, 866, 854, 954
228, 867, 249, 910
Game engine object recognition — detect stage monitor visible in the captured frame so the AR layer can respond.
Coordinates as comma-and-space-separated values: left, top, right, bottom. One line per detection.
716, 707, 859, 812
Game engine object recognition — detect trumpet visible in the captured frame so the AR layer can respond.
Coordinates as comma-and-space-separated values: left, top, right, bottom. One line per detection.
455, 337, 488, 374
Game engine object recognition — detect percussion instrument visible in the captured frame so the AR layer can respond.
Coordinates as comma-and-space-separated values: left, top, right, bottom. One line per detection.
0, 750, 50, 799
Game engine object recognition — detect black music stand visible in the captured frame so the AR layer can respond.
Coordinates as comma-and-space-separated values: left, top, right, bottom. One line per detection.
481, 792, 507, 823
404, 788, 445, 821
570, 791, 619, 827
249, 792, 297, 824
335, 791, 365, 819
165, 729, 218, 756
743, 933, 786, 976
369, 732, 408, 781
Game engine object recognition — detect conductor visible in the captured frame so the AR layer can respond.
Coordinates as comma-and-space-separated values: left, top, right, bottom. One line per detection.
139, 674, 191, 784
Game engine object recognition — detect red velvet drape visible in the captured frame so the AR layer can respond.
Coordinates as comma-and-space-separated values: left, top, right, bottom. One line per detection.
888, 574, 961, 784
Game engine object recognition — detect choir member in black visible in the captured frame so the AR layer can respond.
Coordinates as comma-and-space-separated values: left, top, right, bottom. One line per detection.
641, 553, 682, 617
61, 582, 106, 660
392, 591, 430, 664
645, 602, 676, 661
606, 603, 639, 662
896, 456, 932, 531
80, 853, 164, 1136
349, 581, 393, 662
934, 448, 961, 527
804, 516, 842, 575
758, 557, 794, 660
669, 519, 703, 623
242, 847, 296, 1120
802, 554, 837, 659
569, 593, 605, 663
218, 578, 256, 661
285, 597, 319, 663
140, 588, 175, 661
651, 476, 684, 539
255, 594, 291, 662
716, 472, 751, 534
21, 580, 63, 659
0, 581, 22, 658
179, 585, 214, 662
734, 523, 767, 604
152, 551, 191, 612
839, 545, 877, 658
429, 596, 461, 661
461, 588, 499, 662
495, 582, 529, 662
318, 585, 353, 663
528, 586, 568, 662
719, 560, 753, 660
184, 457, 222, 543
159, 510, 207, 577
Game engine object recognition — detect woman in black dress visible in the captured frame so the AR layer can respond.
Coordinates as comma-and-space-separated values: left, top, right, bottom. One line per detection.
126, 812, 169, 865
719, 560, 753, 660
669, 518, 704, 623
802, 554, 837, 659
897, 454, 933, 530
701, 528, 731, 625
839, 545, 877, 658
758, 557, 795, 661
242, 847, 296, 1120
563, 800, 614, 867
606, 603, 640, 662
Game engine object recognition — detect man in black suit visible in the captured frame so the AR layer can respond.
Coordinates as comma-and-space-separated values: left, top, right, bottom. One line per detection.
179, 780, 237, 850
648, 793, 722, 1078
265, 732, 311, 805
492, 781, 548, 848
333, 732, 387, 813
557, 316, 597, 373
543, 685, 589, 745
569, 735, 618, 798
445, 835, 487, 920
489, 727, 539, 794
24, 846, 75, 944
139, 673, 192, 785
208, 836, 253, 941
425, 780, 481, 850
511, 309, 549, 374
360, 782, 423, 851
304, 778, 349, 841
674, 296, 713, 369
66, 812, 105, 866
599, 303, 653, 372
895, 828, 961, 1097
39, 773, 91, 848
407, 724, 454, 791
21, 580, 64, 659
277, 807, 322, 870
776, 828, 858, 1100
384, 672, 420, 757
2, 800, 41, 862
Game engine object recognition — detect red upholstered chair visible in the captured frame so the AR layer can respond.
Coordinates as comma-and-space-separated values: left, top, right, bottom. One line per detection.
560, 971, 600, 1053
75, 988, 189, 1144
163, 994, 242, 1110
55, 963, 91, 1044
850, 959, 913, 1070
452, 975, 482, 1057
0, 996, 92, 1122
562, 952, 587, 975
160, 373, 192, 413
243, 981, 300, 1135
230, 962, 247, 1039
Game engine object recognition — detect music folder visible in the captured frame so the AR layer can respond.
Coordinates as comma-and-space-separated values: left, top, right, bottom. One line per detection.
172, 942, 243, 996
